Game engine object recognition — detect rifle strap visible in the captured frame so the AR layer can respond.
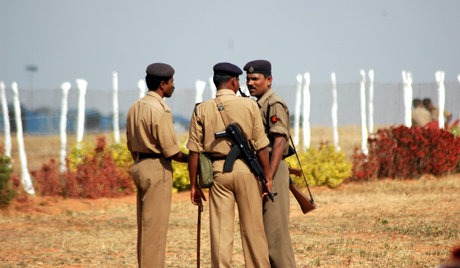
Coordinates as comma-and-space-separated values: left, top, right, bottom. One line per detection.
213, 97, 231, 127
289, 135, 315, 204
213, 97, 237, 171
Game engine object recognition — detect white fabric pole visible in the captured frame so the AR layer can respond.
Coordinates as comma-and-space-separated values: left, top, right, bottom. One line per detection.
59, 82, 71, 172
402, 70, 413, 128
401, 71, 408, 126
331, 72, 339, 150
195, 80, 206, 103
293, 74, 302, 147
137, 79, 146, 99
112, 72, 120, 144
0, 81, 12, 158
368, 69, 375, 134
458, 75, 460, 122
12, 82, 34, 194
209, 76, 216, 98
76, 79, 88, 148
436, 71, 446, 129
302, 73, 311, 150
359, 70, 368, 154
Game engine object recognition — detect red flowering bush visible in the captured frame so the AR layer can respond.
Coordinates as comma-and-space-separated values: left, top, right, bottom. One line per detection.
32, 135, 134, 198
351, 125, 460, 180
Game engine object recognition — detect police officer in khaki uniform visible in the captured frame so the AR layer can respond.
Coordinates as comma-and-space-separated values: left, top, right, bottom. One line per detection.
126, 63, 188, 268
244, 60, 297, 268
423, 98, 453, 127
187, 62, 272, 268
412, 98, 431, 127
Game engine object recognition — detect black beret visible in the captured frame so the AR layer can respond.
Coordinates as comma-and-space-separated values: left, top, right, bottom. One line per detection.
146, 63, 175, 78
243, 60, 271, 75
213, 62, 243, 77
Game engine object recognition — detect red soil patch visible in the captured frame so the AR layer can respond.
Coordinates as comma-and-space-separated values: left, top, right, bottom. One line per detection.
1, 190, 193, 216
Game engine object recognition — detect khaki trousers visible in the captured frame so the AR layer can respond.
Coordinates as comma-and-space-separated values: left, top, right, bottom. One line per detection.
209, 160, 270, 268
132, 157, 173, 268
263, 160, 296, 268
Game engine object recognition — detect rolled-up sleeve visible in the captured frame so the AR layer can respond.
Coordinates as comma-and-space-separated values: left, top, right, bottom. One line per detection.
187, 108, 204, 153
157, 111, 181, 158
268, 103, 289, 138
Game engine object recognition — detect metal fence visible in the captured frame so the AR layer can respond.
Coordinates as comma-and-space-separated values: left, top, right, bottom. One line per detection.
1, 81, 459, 135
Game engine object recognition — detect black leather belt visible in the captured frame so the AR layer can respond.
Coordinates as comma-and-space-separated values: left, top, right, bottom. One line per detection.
211, 155, 243, 162
137, 152, 163, 161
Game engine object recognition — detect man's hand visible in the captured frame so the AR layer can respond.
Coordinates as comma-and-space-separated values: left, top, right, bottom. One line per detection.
191, 185, 207, 207
188, 151, 207, 206
261, 176, 273, 200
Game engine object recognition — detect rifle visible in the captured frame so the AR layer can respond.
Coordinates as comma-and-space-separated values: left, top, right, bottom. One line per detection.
215, 123, 277, 202
288, 167, 317, 214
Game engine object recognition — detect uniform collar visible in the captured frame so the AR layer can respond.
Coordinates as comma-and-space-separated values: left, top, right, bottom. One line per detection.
147, 90, 166, 102
216, 89, 236, 96
257, 88, 274, 106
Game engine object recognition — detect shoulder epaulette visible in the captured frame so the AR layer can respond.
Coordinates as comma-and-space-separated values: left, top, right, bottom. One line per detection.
194, 102, 202, 116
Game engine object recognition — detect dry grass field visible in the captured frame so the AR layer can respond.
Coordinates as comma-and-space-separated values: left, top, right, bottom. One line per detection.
1, 176, 459, 267
1, 126, 459, 267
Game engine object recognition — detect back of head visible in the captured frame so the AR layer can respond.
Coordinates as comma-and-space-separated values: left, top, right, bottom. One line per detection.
422, 98, 432, 108
145, 63, 175, 91
413, 98, 422, 108
212, 62, 242, 88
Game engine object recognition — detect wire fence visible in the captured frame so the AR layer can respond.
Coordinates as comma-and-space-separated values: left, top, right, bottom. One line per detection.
1, 81, 459, 135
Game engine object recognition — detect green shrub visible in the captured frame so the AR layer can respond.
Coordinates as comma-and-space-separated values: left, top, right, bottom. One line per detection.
0, 145, 15, 208
449, 124, 460, 138
286, 144, 352, 188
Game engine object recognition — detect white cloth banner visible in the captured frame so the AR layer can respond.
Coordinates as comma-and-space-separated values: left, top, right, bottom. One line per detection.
195, 80, 206, 104
368, 69, 375, 134
12, 82, 35, 194
436, 71, 446, 129
76, 79, 88, 148
59, 82, 71, 172
0, 81, 11, 158
293, 74, 302, 147
359, 70, 368, 154
209, 76, 217, 98
402, 70, 413, 128
331, 73, 339, 150
112, 72, 120, 144
302, 73, 311, 150
137, 79, 146, 99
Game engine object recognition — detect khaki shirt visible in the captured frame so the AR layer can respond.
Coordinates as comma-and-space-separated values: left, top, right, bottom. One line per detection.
257, 89, 290, 156
412, 107, 431, 127
187, 89, 269, 157
431, 106, 452, 121
126, 91, 181, 158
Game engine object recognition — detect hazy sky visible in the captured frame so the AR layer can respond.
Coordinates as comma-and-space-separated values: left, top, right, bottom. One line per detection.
1, 0, 459, 90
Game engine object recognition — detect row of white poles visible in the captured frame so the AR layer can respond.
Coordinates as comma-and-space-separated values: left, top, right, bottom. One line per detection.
193, 70, 456, 154
0, 72, 130, 194
295, 70, 452, 153
0, 70, 458, 194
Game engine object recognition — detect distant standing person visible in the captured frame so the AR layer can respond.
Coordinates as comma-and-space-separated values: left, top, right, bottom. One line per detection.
244, 59, 297, 267
126, 63, 188, 268
411, 98, 431, 127
188, 62, 272, 267
423, 98, 453, 127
